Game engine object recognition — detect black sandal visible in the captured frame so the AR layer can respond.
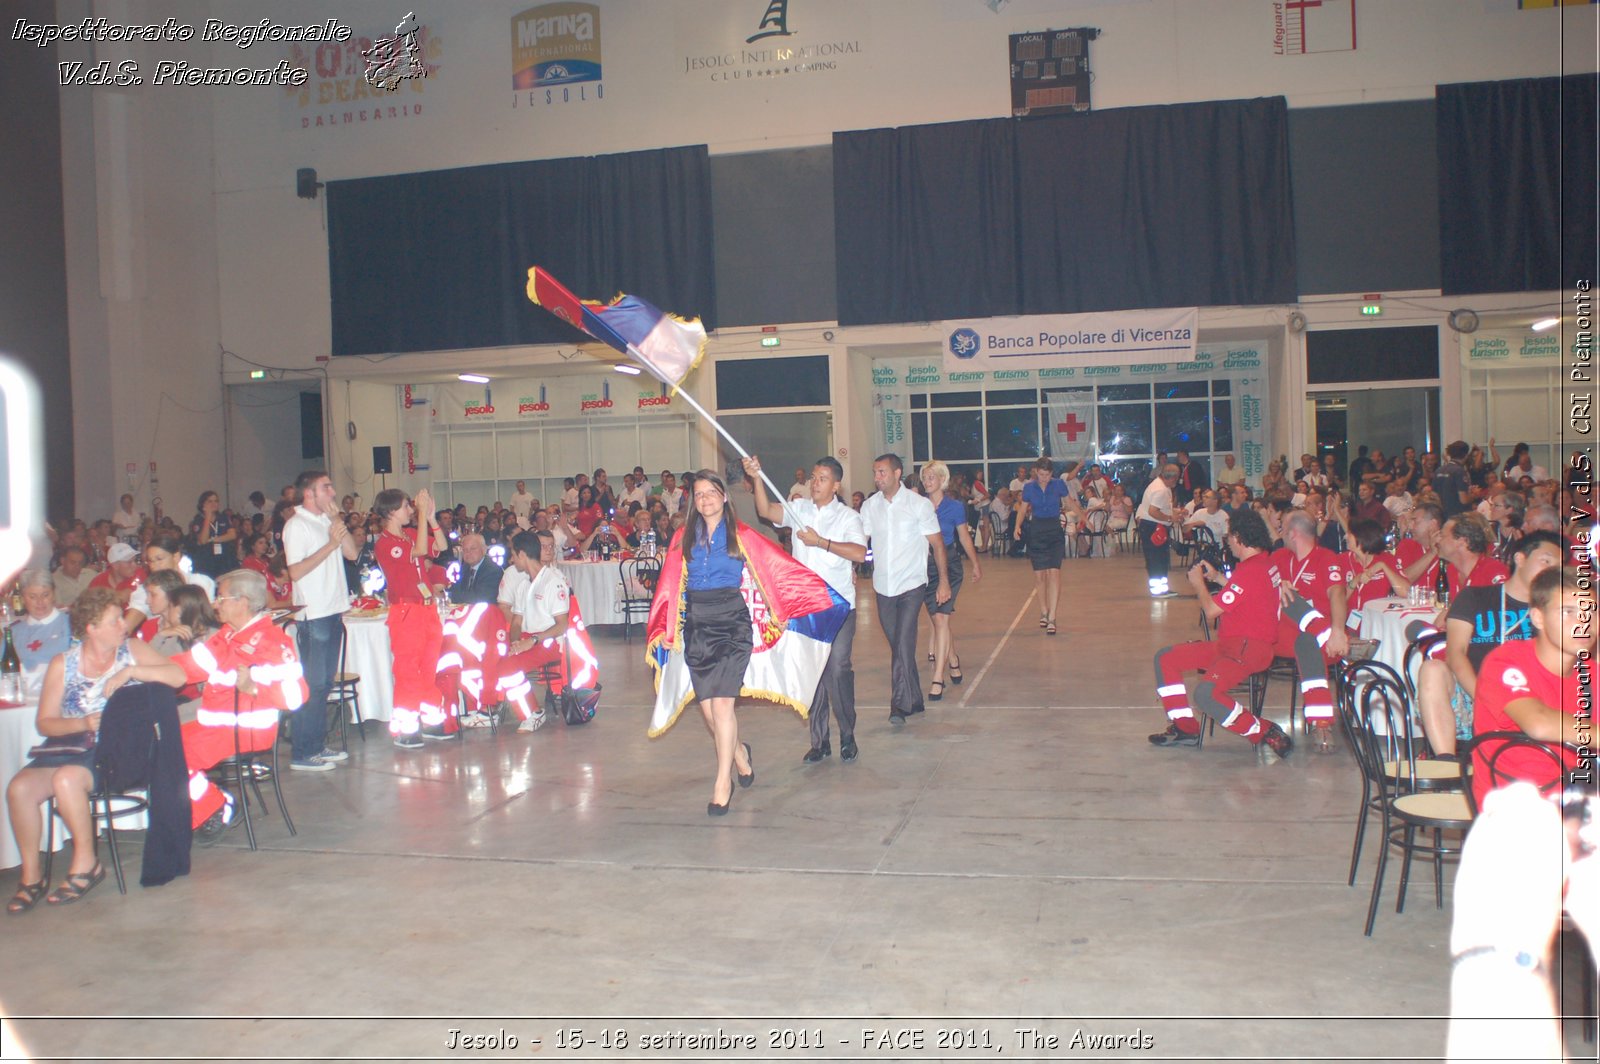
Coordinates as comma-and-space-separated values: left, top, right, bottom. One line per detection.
7, 880, 45, 915
928, 681, 945, 702
45, 865, 105, 906
948, 661, 963, 685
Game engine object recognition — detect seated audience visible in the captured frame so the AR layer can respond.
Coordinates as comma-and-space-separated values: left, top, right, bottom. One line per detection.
449, 533, 503, 605
5, 588, 185, 912
8, 570, 73, 676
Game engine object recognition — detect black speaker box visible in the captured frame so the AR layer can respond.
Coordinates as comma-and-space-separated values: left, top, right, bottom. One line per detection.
373, 446, 393, 475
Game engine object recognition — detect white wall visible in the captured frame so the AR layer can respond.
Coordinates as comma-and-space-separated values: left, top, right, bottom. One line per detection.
60, 0, 1595, 518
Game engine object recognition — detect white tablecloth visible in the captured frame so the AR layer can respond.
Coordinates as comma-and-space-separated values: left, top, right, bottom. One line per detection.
341, 614, 395, 724
1357, 596, 1441, 680
0, 703, 66, 870
557, 560, 627, 625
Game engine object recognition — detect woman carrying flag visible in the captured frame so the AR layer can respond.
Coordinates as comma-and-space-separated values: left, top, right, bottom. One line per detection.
645, 469, 849, 816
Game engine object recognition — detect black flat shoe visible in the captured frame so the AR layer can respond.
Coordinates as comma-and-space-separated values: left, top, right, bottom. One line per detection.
803, 740, 831, 763
928, 681, 945, 702
707, 781, 733, 816
736, 742, 755, 788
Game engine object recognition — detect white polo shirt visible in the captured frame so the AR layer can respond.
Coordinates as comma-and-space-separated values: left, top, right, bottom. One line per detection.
516, 565, 570, 635
508, 490, 536, 524
860, 486, 939, 598
1135, 480, 1175, 525
498, 564, 529, 613
778, 497, 867, 608
283, 505, 350, 621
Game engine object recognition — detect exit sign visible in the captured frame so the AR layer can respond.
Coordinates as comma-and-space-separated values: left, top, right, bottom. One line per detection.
760, 336, 781, 348
1361, 305, 1382, 316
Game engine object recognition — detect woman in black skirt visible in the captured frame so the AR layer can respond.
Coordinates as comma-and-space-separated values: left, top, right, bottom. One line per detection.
682, 471, 757, 816
1013, 456, 1070, 635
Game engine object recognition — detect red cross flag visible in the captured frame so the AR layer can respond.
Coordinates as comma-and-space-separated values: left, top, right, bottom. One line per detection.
1046, 390, 1096, 467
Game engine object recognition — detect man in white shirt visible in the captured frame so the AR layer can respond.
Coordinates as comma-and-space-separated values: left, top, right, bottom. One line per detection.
508, 480, 537, 528
110, 493, 143, 544
859, 453, 948, 725
618, 473, 649, 510
1136, 464, 1181, 598
654, 471, 684, 514
745, 454, 868, 763
786, 468, 809, 501
282, 469, 360, 771
1214, 453, 1247, 491
497, 530, 571, 733
1182, 488, 1231, 543
50, 547, 97, 608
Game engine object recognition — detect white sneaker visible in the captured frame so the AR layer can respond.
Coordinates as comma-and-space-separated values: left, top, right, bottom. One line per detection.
517, 709, 549, 734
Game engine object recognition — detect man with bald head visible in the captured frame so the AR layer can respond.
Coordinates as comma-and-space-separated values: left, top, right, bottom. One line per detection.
449, 533, 503, 605
1136, 464, 1181, 597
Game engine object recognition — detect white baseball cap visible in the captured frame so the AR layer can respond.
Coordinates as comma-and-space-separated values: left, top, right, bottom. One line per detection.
107, 543, 138, 564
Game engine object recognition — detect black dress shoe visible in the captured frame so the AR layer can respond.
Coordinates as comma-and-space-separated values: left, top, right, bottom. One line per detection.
840, 737, 858, 762
888, 710, 906, 726
803, 740, 832, 763
736, 742, 755, 787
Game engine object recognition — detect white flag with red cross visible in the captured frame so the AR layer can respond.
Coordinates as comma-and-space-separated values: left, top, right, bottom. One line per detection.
1046, 391, 1096, 467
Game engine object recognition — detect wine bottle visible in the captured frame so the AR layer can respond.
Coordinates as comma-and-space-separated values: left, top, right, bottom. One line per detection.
1, 625, 23, 702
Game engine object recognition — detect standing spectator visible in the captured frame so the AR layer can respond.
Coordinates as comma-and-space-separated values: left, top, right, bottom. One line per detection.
1136, 464, 1182, 598
860, 454, 948, 727
1434, 441, 1474, 518
1351, 480, 1392, 530
1348, 445, 1374, 486
508, 480, 537, 529
1214, 453, 1246, 491
374, 489, 451, 746
1014, 457, 1069, 633
1174, 450, 1207, 507
654, 471, 684, 514
282, 470, 358, 771
618, 474, 648, 511
745, 455, 868, 764
787, 468, 809, 501
187, 491, 237, 581
111, 494, 143, 545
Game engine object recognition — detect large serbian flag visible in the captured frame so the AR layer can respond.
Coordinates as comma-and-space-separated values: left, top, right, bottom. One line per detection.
644, 524, 851, 737
527, 266, 707, 389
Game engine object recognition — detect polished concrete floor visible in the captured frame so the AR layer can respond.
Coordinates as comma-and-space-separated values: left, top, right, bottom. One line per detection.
0, 550, 1588, 1061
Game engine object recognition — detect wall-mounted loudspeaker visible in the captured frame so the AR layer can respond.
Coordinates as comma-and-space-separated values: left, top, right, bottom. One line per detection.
1447, 309, 1480, 334
372, 446, 393, 475
296, 168, 322, 199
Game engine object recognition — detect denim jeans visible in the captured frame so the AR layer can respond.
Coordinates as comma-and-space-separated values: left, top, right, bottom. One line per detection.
292, 613, 344, 762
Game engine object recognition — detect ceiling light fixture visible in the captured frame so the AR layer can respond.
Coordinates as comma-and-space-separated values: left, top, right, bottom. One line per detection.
613, 364, 641, 375
457, 373, 490, 383
1531, 317, 1560, 332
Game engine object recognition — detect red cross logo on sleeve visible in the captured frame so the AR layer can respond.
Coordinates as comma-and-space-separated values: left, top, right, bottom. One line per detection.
1056, 413, 1088, 441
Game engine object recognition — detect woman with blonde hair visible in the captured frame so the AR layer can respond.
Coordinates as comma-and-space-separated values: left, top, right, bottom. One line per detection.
919, 461, 982, 699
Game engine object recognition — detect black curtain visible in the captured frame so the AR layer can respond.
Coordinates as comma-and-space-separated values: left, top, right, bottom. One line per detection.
833, 98, 1296, 326
832, 120, 1020, 325
1437, 75, 1598, 296
327, 146, 716, 356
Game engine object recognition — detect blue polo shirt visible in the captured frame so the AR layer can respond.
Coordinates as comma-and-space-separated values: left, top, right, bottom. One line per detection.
1022, 479, 1069, 519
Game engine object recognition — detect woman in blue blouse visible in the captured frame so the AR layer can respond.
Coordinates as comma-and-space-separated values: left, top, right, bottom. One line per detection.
681, 471, 757, 816
1014, 456, 1069, 635
919, 461, 982, 700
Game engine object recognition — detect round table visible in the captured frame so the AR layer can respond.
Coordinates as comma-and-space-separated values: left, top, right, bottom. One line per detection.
1357, 595, 1442, 680
340, 612, 395, 724
0, 702, 66, 870
556, 560, 627, 625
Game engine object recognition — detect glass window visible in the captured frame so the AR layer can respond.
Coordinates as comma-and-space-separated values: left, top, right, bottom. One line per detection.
910, 393, 928, 409
986, 388, 1039, 406
1156, 401, 1212, 453
1155, 380, 1209, 400
932, 410, 984, 460
1212, 400, 1234, 452
716, 355, 829, 409
931, 390, 982, 409
1099, 383, 1151, 402
911, 412, 929, 463
985, 408, 1040, 459
1212, 379, 1231, 396
1098, 405, 1152, 457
